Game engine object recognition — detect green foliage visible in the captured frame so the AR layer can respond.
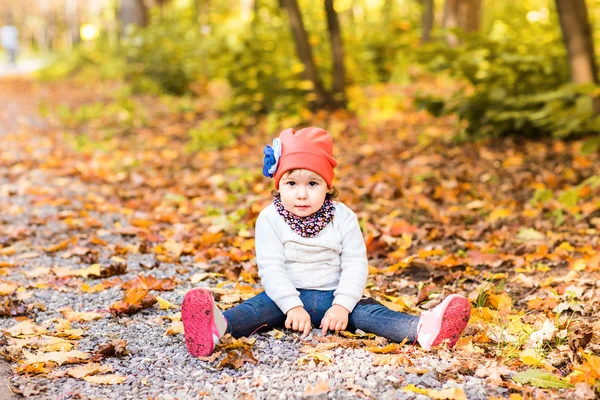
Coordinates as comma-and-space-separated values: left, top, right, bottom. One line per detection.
530, 174, 600, 226
186, 119, 240, 152
122, 17, 203, 95
414, 32, 600, 139
211, 5, 311, 123
36, 43, 126, 82
512, 369, 573, 389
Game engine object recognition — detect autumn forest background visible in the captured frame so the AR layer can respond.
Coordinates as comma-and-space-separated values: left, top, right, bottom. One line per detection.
0, 0, 599, 399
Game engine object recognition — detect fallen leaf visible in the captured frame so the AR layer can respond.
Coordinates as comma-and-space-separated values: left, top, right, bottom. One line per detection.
16, 362, 53, 375
60, 309, 106, 322
427, 387, 468, 400
372, 353, 412, 366
43, 240, 70, 253
83, 374, 127, 384
364, 343, 405, 354
517, 228, 545, 241
0, 281, 19, 296
96, 340, 128, 358
4, 319, 47, 337
402, 384, 428, 395
303, 380, 329, 397
512, 369, 573, 388
67, 363, 113, 378
0, 297, 27, 316
22, 349, 89, 366
165, 321, 183, 335
217, 348, 258, 369
156, 295, 178, 310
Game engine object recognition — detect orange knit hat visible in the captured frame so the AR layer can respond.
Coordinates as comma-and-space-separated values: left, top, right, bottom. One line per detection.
273, 127, 338, 189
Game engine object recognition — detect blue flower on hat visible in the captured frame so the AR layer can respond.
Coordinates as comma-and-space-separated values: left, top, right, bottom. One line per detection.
262, 138, 281, 178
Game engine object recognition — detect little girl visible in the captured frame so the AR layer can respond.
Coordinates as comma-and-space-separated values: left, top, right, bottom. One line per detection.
182, 127, 470, 357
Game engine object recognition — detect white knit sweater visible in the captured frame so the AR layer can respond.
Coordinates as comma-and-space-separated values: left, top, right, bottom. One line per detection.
255, 202, 368, 314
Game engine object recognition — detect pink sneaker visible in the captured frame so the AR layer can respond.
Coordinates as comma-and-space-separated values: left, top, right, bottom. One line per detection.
416, 294, 471, 350
181, 288, 228, 357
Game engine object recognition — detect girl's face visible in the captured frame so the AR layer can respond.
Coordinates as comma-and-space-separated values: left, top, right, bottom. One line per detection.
278, 169, 329, 217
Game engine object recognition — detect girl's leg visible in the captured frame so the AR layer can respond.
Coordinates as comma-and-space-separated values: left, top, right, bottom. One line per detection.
223, 291, 286, 338
300, 290, 335, 328
348, 298, 419, 343
348, 295, 471, 349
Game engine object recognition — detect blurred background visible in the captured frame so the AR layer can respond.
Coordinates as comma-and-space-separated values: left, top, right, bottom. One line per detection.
1, 0, 600, 146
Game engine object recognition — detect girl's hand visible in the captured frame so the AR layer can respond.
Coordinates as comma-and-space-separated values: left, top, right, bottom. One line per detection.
320, 304, 349, 335
285, 306, 312, 337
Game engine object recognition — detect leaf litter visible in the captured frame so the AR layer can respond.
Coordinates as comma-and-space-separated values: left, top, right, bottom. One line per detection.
0, 77, 599, 397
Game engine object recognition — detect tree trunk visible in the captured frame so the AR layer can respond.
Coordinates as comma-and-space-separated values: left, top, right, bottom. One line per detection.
555, 0, 598, 85
420, 0, 434, 44
65, 0, 79, 49
120, 0, 149, 29
280, 0, 331, 108
443, 0, 481, 47
324, 0, 346, 108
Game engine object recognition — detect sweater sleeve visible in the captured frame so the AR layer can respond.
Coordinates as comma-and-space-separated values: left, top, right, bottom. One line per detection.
333, 208, 368, 312
255, 210, 303, 314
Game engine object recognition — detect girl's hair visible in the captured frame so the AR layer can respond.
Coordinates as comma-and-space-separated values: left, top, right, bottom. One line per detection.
271, 169, 339, 200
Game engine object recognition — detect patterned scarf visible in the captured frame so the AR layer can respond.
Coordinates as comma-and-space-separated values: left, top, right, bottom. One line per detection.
273, 195, 335, 238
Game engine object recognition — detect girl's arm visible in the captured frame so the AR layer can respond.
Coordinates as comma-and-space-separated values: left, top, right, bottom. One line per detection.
255, 212, 303, 314
333, 210, 369, 312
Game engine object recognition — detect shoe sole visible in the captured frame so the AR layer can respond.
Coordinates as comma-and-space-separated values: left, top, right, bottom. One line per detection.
430, 294, 471, 348
182, 288, 215, 357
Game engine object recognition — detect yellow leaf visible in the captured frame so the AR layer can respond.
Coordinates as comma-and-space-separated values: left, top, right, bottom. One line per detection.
4, 319, 47, 337
372, 354, 412, 366
190, 272, 222, 283
558, 241, 575, 252
81, 283, 105, 293
22, 349, 89, 366
488, 208, 512, 222
469, 307, 499, 324
0, 281, 18, 296
38, 338, 73, 353
400, 233, 413, 250
239, 270, 256, 284
365, 343, 405, 354
16, 362, 52, 375
83, 374, 127, 384
296, 349, 333, 365
240, 239, 255, 252
61, 310, 105, 322
164, 312, 181, 322
487, 293, 513, 310
234, 283, 255, 294
502, 155, 523, 167
519, 348, 543, 366
402, 384, 428, 395
78, 264, 102, 278
269, 329, 285, 339
0, 246, 17, 255
52, 264, 101, 278
67, 363, 113, 378
166, 321, 183, 336
454, 337, 484, 354
156, 296, 177, 310
380, 299, 410, 313
303, 380, 329, 397
24, 267, 51, 278
427, 387, 468, 400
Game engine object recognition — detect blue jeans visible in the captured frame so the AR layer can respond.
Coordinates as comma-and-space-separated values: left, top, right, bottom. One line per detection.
223, 290, 419, 343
